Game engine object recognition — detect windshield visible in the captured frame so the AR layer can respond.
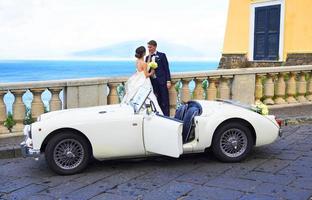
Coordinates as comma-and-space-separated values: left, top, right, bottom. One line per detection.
126, 85, 152, 113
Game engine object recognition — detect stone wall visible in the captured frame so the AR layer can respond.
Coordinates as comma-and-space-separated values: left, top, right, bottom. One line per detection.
219, 53, 312, 69
285, 53, 312, 66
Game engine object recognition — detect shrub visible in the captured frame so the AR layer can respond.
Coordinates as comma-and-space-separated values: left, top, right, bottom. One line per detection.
4, 112, 16, 133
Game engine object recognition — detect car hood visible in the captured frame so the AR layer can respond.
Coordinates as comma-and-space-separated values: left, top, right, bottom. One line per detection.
38, 104, 134, 122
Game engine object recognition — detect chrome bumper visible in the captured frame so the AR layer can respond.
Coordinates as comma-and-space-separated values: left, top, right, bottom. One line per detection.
20, 124, 40, 158
20, 141, 40, 158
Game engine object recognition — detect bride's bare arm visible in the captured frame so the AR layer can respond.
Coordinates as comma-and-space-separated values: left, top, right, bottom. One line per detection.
143, 63, 153, 77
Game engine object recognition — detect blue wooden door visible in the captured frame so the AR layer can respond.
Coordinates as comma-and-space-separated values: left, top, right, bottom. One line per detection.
254, 5, 281, 60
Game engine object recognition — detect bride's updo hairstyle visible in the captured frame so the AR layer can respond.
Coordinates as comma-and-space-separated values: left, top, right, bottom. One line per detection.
135, 46, 146, 59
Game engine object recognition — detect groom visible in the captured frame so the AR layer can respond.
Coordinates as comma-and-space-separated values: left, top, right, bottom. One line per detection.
146, 40, 171, 116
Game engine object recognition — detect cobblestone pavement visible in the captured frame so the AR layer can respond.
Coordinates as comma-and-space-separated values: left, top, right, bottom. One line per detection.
0, 125, 311, 200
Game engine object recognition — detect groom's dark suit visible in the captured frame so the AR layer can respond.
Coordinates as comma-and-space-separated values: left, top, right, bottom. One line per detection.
146, 51, 171, 116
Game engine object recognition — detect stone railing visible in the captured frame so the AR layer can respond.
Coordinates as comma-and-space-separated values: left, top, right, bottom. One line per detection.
0, 65, 312, 135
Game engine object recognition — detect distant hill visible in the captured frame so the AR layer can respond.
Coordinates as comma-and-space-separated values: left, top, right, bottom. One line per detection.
71, 40, 206, 60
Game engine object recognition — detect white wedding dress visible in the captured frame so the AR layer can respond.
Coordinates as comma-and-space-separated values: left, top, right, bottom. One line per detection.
122, 67, 163, 115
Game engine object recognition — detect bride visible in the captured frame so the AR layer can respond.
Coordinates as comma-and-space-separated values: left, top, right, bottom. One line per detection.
122, 46, 163, 115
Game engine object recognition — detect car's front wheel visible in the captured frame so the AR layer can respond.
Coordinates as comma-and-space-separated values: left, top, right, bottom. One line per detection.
45, 132, 91, 175
212, 122, 253, 162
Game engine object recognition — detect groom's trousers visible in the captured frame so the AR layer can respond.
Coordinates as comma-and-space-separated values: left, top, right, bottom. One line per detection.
151, 79, 170, 116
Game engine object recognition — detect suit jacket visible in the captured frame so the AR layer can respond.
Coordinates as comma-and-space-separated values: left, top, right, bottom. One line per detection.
146, 51, 171, 85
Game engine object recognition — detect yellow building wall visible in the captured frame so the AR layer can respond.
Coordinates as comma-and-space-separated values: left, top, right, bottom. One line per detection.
284, 0, 312, 58
222, 0, 250, 54
223, 0, 312, 61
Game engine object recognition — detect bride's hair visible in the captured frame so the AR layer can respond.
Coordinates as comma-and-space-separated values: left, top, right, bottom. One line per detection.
135, 46, 146, 59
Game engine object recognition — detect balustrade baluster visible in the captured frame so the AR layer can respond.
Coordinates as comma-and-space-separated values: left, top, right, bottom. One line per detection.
207, 77, 218, 100
219, 76, 232, 100
193, 78, 205, 100
274, 72, 286, 104
307, 71, 312, 101
286, 72, 298, 103
49, 87, 63, 111
255, 74, 264, 103
181, 78, 192, 103
169, 79, 179, 116
297, 71, 308, 103
0, 90, 7, 133
108, 83, 119, 104
12, 89, 26, 132
30, 88, 46, 119
263, 73, 275, 105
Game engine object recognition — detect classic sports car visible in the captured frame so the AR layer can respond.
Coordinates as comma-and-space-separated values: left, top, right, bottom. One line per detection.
21, 85, 282, 175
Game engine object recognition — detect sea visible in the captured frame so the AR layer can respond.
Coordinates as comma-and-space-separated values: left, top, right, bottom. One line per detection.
0, 60, 218, 83
0, 60, 218, 113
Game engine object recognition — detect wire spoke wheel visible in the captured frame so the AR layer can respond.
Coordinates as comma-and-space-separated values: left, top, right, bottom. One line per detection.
53, 139, 84, 170
219, 128, 247, 158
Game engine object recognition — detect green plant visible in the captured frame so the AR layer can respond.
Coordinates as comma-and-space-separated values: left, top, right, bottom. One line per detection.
4, 112, 16, 133
24, 107, 35, 125
44, 105, 49, 113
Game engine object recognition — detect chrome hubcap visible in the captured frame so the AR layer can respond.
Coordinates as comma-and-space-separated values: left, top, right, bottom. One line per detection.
53, 139, 84, 170
220, 128, 247, 158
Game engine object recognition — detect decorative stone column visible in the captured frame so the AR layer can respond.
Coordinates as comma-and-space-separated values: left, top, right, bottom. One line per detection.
297, 71, 308, 103
0, 90, 7, 134
181, 78, 192, 103
219, 76, 232, 100
193, 77, 205, 100
108, 83, 119, 104
307, 71, 312, 101
263, 73, 276, 105
30, 88, 45, 119
207, 76, 219, 100
49, 87, 63, 111
12, 89, 26, 132
169, 79, 179, 116
286, 72, 298, 103
255, 74, 265, 103
274, 72, 286, 104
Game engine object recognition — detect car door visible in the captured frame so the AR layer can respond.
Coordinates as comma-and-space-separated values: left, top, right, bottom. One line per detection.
143, 114, 183, 158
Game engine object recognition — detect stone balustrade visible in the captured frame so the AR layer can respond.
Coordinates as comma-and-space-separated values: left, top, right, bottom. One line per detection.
0, 65, 312, 135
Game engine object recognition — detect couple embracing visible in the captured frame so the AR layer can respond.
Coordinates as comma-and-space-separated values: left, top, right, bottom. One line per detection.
122, 40, 171, 116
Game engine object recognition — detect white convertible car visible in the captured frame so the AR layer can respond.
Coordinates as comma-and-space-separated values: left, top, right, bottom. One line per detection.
21, 85, 282, 175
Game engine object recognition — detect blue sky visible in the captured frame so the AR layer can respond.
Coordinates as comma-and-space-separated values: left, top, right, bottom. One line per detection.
0, 0, 229, 60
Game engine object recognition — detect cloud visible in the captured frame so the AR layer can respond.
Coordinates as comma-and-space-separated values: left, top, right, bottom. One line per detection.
0, 0, 229, 60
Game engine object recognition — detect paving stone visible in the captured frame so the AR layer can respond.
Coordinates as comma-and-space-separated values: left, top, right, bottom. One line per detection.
90, 192, 135, 200
253, 182, 312, 200
241, 171, 295, 185
5, 184, 48, 200
205, 177, 260, 192
142, 181, 196, 200
27, 194, 56, 200
39, 181, 86, 198
253, 159, 290, 173
0, 124, 311, 199
176, 170, 216, 185
182, 185, 244, 200
239, 193, 280, 200
0, 178, 34, 193
289, 177, 312, 190
64, 170, 145, 200
271, 150, 302, 160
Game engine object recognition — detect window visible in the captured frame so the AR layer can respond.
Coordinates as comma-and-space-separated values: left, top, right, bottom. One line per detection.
254, 5, 281, 60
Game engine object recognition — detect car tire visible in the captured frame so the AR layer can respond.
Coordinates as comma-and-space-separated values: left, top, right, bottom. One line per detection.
212, 122, 253, 162
45, 131, 91, 175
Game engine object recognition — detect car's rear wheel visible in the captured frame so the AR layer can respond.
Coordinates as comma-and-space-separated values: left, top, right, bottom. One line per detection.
212, 122, 253, 162
45, 132, 91, 175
